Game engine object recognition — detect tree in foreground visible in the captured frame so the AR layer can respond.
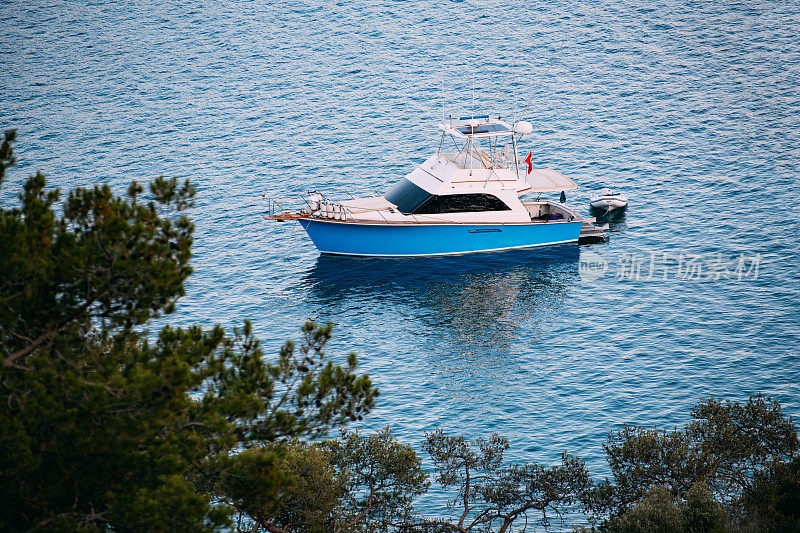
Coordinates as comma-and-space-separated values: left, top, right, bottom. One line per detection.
603, 483, 727, 533
587, 394, 799, 531
239, 428, 429, 533
741, 455, 800, 532
0, 130, 377, 531
261, 395, 795, 533
413, 431, 591, 533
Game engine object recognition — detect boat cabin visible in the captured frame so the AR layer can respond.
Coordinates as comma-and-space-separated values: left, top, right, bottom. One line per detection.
305, 115, 580, 225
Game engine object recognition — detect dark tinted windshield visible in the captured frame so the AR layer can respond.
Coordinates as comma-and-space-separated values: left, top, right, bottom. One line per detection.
384, 178, 432, 214
414, 194, 510, 214
385, 179, 510, 215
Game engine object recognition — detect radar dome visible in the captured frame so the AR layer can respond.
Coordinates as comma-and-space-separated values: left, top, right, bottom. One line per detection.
513, 121, 533, 134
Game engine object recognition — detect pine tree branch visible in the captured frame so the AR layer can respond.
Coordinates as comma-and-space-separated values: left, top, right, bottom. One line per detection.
3, 328, 55, 366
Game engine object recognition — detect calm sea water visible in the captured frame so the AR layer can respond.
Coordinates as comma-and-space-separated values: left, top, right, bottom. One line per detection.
3, 0, 799, 527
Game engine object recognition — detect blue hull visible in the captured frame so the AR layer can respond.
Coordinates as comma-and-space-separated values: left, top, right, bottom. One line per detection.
297, 219, 582, 257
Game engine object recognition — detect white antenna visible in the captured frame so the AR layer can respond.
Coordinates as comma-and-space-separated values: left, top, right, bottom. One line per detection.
471, 73, 475, 120
513, 86, 517, 125
518, 50, 560, 117
441, 78, 446, 123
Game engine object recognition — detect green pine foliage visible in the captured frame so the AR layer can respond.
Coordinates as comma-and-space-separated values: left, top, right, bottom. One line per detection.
605, 483, 727, 533
0, 130, 377, 531
0, 128, 16, 185
587, 395, 799, 532
243, 428, 429, 533
587, 395, 798, 520
325, 427, 429, 532
420, 431, 591, 532
606, 486, 684, 533
742, 456, 800, 532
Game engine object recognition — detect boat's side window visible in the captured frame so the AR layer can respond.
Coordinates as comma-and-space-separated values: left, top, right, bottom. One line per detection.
413, 194, 511, 214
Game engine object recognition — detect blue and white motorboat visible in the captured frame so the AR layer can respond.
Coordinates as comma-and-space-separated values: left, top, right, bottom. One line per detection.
270, 115, 589, 256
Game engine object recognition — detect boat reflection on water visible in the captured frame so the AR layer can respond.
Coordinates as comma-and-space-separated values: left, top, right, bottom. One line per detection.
301, 244, 581, 358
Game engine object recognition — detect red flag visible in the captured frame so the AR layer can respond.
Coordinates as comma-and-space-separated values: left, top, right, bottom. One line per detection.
524, 151, 532, 174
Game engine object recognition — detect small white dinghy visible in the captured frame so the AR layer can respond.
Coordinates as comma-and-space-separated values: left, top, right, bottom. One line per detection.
589, 188, 628, 212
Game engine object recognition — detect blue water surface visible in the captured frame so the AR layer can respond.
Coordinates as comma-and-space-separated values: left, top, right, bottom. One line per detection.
2, 0, 799, 528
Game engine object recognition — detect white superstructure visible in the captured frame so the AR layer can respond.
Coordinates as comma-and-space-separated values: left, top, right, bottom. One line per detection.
305, 115, 580, 225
